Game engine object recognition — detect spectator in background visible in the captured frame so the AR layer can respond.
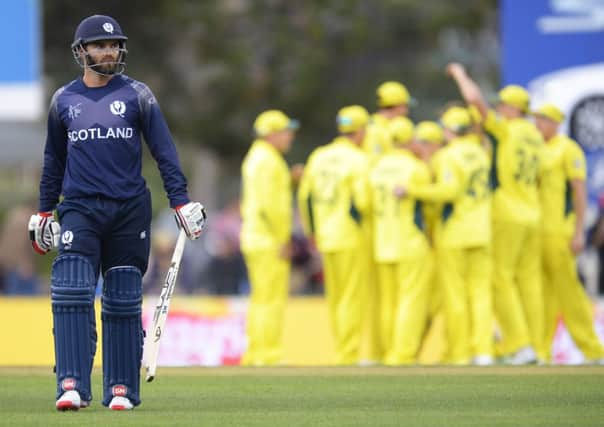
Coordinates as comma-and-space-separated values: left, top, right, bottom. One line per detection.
591, 193, 604, 295
143, 230, 176, 295
143, 226, 199, 295
204, 199, 248, 295
0, 203, 40, 295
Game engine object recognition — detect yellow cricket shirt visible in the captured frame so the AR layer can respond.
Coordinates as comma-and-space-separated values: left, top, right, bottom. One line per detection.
298, 136, 370, 252
369, 148, 431, 262
240, 139, 292, 251
539, 134, 587, 237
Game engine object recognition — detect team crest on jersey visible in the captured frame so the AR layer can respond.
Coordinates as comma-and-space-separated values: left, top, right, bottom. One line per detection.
110, 100, 126, 117
103, 22, 114, 33
68, 103, 82, 120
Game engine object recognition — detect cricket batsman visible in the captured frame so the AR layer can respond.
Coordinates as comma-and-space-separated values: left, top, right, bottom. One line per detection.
298, 105, 371, 365
533, 104, 604, 363
28, 15, 206, 410
240, 110, 299, 366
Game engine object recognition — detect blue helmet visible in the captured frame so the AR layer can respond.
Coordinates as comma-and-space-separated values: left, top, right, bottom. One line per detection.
71, 15, 128, 75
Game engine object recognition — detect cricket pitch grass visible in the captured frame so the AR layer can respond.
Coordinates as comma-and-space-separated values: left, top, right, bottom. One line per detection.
1, 366, 603, 426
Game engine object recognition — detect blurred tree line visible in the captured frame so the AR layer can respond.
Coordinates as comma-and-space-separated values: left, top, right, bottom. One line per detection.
44, 0, 499, 165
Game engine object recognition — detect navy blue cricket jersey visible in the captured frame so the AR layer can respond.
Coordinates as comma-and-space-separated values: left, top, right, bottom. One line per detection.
39, 74, 189, 212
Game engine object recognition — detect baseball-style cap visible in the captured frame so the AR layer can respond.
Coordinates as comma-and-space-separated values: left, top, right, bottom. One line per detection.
415, 121, 444, 145
498, 85, 530, 113
440, 106, 472, 133
376, 81, 411, 108
532, 103, 564, 123
390, 116, 414, 145
72, 15, 127, 48
253, 110, 299, 137
336, 105, 370, 133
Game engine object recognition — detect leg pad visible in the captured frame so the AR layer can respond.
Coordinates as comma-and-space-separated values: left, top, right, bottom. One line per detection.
101, 266, 143, 407
51, 255, 96, 402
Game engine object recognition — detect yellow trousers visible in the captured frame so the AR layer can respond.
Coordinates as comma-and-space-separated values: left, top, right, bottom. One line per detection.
242, 249, 289, 366
382, 248, 434, 365
440, 246, 493, 364
361, 256, 383, 363
542, 235, 604, 361
417, 250, 447, 364
322, 249, 364, 365
492, 221, 544, 358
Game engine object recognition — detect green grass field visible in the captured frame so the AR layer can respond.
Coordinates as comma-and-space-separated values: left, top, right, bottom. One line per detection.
1, 366, 603, 426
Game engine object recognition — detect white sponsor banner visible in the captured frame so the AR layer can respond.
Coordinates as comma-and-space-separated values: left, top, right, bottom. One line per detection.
142, 298, 247, 367
140, 297, 604, 366
0, 83, 43, 121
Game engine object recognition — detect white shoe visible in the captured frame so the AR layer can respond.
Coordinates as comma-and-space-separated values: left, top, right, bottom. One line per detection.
109, 396, 134, 411
56, 390, 81, 411
472, 355, 494, 366
506, 346, 538, 365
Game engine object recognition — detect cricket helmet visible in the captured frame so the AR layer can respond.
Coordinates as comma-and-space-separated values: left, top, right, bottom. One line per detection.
71, 15, 128, 75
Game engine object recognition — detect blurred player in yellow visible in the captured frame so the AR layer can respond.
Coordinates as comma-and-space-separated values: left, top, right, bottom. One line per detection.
240, 110, 299, 366
363, 81, 414, 161
298, 106, 371, 365
413, 121, 448, 363
533, 104, 604, 363
368, 117, 434, 364
400, 106, 493, 365
360, 81, 414, 363
414, 121, 446, 242
447, 63, 545, 363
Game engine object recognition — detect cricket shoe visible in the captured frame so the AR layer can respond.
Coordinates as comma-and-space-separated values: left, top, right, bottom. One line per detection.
109, 396, 134, 411
472, 355, 495, 366
506, 346, 538, 365
56, 390, 81, 411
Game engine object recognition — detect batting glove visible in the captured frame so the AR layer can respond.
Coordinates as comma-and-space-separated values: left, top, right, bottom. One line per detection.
28, 212, 61, 255
174, 202, 207, 240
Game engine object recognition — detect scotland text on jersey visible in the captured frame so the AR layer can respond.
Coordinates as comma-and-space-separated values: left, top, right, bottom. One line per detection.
67, 127, 134, 142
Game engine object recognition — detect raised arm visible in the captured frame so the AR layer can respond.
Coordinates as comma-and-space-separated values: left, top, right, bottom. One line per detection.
446, 63, 489, 119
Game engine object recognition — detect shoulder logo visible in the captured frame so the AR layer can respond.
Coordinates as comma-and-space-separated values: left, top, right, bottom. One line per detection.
110, 100, 126, 117
103, 22, 114, 33
68, 103, 82, 120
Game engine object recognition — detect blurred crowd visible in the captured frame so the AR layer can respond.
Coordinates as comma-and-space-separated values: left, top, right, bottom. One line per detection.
0, 199, 323, 297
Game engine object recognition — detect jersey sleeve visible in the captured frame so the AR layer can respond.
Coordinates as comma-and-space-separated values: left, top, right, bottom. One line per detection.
564, 140, 587, 181
482, 110, 507, 145
408, 153, 462, 202
297, 155, 315, 236
251, 155, 289, 240
351, 155, 371, 215
136, 83, 189, 208
39, 89, 68, 212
